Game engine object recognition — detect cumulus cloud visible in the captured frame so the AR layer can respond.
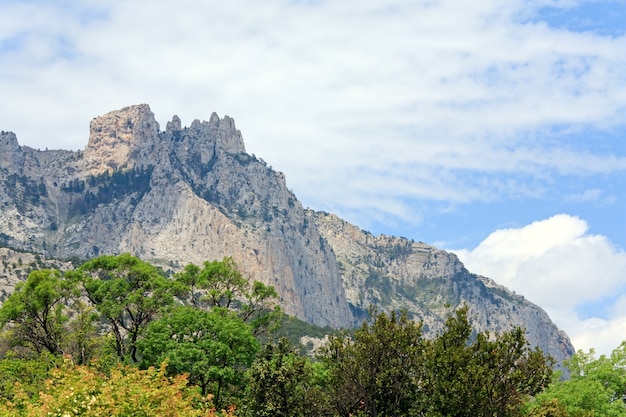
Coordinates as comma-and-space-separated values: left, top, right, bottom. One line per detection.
454, 214, 626, 355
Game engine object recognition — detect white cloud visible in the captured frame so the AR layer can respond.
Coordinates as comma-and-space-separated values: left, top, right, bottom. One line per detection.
454, 214, 626, 355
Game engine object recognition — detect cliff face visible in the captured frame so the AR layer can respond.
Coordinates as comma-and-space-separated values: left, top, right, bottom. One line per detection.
310, 212, 574, 364
0, 105, 351, 328
0, 104, 575, 361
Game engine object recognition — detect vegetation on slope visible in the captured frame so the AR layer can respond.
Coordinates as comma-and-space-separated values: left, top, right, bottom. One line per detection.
0, 254, 624, 416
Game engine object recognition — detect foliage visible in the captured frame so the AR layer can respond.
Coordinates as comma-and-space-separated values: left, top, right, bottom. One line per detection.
320, 309, 425, 417
526, 342, 626, 417
0, 269, 77, 356
0, 356, 233, 417
66, 166, 154, 215
62, 302, 116, 366
526, 398, 570, 417
419, 306, 553, 417
175, 257, 281, 335
1, 172, 47, 211
138, 305, 259, 408
270, 314, 339, 350
242, 338, 328, 417
0, 353, 57, 402
0, 255, 562, 416
76, 253, 182, 362
319, 306, 553, 417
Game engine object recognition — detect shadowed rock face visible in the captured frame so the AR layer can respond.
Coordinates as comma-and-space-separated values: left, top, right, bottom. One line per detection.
0, 104, 575, 361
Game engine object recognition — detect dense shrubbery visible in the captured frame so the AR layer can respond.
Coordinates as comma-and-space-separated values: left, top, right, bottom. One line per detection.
0, 254, 624, 416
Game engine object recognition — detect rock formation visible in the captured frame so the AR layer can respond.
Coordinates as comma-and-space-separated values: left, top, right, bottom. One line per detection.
0, 104, 575, 362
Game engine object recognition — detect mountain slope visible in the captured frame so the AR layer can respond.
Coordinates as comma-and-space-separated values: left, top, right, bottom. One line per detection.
311, 211, 574, 363
0, 104, 574, 362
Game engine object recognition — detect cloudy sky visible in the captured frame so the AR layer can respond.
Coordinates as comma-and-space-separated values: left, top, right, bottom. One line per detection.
1, 0, 625, 355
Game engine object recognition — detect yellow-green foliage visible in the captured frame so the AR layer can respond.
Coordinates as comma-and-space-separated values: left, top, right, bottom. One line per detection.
0, 356, 237, 417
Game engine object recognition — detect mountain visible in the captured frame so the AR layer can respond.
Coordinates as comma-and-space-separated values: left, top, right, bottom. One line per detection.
0, 104, 575, 363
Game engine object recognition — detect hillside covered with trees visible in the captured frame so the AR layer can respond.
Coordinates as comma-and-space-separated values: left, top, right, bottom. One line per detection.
0, 254, 624, 416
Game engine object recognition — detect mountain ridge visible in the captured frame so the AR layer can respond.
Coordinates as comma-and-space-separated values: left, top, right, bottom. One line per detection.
0, 104, 575, 363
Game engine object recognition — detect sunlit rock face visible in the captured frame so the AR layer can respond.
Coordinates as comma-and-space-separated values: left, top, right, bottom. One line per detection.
0, 104, 575, 362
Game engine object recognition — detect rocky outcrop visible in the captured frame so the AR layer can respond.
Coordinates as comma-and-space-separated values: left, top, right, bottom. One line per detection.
310, 211, 575, 364
0, 104, 575, 361
0, 105, 351, 328
82, 104, 159, 175
0, 247, 73, 303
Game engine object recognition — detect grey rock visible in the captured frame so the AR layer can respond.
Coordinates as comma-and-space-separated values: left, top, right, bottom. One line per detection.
0, 104, 575, 362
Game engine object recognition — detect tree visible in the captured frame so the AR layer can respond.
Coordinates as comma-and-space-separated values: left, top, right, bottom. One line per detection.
527, 342, 626, 417
319, 306, 553, 417
420, 306, 553, 417
138, 305, 259, 408
62, 302, 113, 366
76, 254, 181, 363
175, 257, 281, 335
174, 257, 248, 309
0, 269, 77, 356
243, 338, 328, 417
320, 309, 425, 417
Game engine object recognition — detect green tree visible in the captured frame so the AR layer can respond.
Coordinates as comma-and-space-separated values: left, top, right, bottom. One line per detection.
62, 302, 113, 366
420, 306, 553, 417
138, 305, 259, 408
175, 257, 281, 335
76, 254, 181, 363
174, 257, 248, 309
320, 309, 425, 417
175, 262, 202, 307
527, 342, 626, 417
0, 269, 77, 356
242, 337, 328, 417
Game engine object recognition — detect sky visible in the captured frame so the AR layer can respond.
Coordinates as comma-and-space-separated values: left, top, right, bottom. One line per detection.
1, 0, 625, 355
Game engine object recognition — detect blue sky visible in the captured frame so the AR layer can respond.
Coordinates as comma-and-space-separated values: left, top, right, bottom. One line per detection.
0, 0, 625, 355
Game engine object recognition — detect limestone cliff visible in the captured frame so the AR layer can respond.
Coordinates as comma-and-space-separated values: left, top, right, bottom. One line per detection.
0, 104, 575, 361
0, 105, 351, 328
310, 212, 574, 364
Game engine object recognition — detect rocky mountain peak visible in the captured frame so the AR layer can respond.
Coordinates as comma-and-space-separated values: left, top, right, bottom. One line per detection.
0, 131, 23, 170
82, 104, 159, 176
187, 112, 245, 155
166, 115, 182, 133
0, 104, 575, 361
0, 130, 19, 148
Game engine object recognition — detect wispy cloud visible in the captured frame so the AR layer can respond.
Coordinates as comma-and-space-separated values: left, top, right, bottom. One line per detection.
566, 188, 616, 204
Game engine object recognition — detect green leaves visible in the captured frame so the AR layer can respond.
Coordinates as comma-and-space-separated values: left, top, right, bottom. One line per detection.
138, 306, 259, 408
421, 307, 553, 417
321, 309, 425, 417
527, 343, 626, 417
175, 257, 281, 335
77, 253, 179, 362
0, 269, 76, 356
0, 255, 562, 416
319, 307, 553, 417
243, 338, 326, 417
